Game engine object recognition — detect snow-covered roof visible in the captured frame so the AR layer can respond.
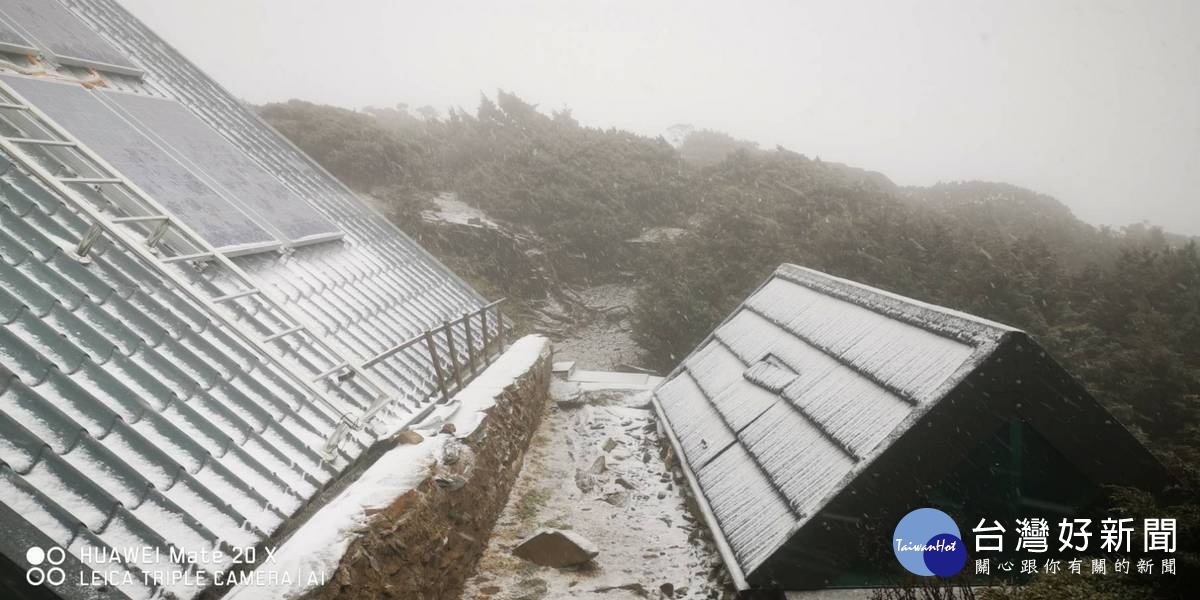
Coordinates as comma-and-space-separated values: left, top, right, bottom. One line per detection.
0, 1, 492, 598
652, 264, 1166, 591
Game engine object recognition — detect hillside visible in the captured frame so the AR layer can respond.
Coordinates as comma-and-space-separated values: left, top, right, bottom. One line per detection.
259, 94, 1198, 597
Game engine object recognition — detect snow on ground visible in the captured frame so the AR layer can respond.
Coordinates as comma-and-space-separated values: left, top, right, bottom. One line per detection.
422, 192, 501, 229
226, 335, 549, 600
463, 369, 726, 600
551, 284, 644, 371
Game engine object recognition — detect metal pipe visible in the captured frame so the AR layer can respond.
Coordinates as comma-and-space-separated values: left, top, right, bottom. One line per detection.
361, 332, 424, 369
481, 298, 506, 310
359, 299, 505, 370
312, 362, 351, 382
110, 215, 169, 223
261, 325, 304, 343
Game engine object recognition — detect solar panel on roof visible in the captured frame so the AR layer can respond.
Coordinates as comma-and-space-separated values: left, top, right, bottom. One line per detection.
105, 91, 343, 244
0, 0, 141, 76
1, 74, 276, 250
0, 13, 35, 55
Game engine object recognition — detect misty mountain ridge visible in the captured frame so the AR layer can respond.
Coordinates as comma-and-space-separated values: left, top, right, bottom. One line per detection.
258, 98, 1199, 600
262, 94, 1190, 245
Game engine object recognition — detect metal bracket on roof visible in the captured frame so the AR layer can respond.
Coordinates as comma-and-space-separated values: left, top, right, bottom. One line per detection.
0, 78, 394, 460
322, 421, 351, 459
73, 221, 102, 261
144, 216, 171, 248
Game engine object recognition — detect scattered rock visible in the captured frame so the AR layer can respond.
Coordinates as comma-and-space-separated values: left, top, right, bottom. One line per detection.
434, 474, 465, 491
660, 582, 675, 597
575, 469, 595, 493
554, 385, 584, 407
615, 477, 636, 490
511, 576, 550, 600
590, 456, 607, 474
602, 491, 628, 507
602, 438, 618, 452
594, 582, 649, 595
642, 451, 652, 463
657, 491, 667, 499
441, 441, 463, 465
395, 429, 423, 445
440, 422, 457, 435
511, 529, 599, 567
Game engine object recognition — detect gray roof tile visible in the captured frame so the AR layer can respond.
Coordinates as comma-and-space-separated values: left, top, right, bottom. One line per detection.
0, 464, 80, 549
0, 319, 57, 383
0, 2, 494, 596
0, 224, 30, 265
696, 442, 800, 573
36, 369, 122, 437
0, 259, 60, 316
0, 408, 47, 473
2, 378, 83, 453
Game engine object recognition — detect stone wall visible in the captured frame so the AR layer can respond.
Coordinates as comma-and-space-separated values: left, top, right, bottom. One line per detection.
301, 344, 552, 600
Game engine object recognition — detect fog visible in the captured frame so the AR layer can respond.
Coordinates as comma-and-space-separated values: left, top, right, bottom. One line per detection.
118, 0, 1199, 235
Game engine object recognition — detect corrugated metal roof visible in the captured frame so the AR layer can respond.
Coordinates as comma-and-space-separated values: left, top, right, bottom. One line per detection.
0, 1, 494, 598
652, 264, 1163, 590
656, 264, 998, 577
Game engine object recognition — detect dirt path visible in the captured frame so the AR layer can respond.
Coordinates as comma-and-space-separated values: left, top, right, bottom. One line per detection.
462, 376, 727, 600
544, 284, 643, 371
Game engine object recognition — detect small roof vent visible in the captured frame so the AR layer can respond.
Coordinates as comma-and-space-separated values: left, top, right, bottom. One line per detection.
742, 353, 798, 394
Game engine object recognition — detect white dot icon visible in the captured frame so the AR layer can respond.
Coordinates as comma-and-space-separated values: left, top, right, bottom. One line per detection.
25, 546, 45, 566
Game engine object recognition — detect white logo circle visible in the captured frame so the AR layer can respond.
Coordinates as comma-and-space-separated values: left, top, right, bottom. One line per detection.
46, 567, 65, 586
26, 567, 44, 586
25, 546, 67, 587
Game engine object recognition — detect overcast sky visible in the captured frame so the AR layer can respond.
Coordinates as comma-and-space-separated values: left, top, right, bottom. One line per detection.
118, 0, 1199, 235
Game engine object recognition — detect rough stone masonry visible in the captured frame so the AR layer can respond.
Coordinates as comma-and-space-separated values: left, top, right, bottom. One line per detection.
300, 343, 552, 599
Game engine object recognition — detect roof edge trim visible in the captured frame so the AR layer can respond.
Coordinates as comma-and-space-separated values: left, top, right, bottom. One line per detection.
774, 264, 1019, 344
650, 392, 754, 591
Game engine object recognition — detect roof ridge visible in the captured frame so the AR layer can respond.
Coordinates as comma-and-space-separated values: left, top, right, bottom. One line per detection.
774, 264, 1018, 345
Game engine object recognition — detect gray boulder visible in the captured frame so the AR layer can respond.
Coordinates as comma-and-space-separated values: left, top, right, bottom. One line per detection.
511, 528, 599, 567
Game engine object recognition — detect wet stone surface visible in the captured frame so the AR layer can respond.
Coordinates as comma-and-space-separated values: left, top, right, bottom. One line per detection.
463, 382, 728, 599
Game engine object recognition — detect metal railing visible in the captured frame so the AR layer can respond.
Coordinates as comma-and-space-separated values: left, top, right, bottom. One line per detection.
361, 298, 510, 405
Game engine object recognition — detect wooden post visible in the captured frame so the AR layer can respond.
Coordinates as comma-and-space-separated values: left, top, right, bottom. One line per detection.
463, 311, 477, 376
495, 305, 506, 351
443, 321, 463, 390
480, 309, 490, 365
424, 329, 449, 403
